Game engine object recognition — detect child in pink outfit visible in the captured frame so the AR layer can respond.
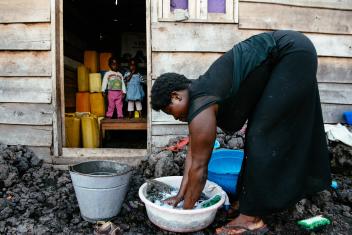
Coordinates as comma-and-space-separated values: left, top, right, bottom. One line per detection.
101, 57, 126, 118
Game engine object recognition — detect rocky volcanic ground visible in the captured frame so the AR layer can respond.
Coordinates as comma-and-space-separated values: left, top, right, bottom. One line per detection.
0, 127, 351, 234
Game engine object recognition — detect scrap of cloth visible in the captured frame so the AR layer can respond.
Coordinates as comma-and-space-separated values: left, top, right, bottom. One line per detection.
325, 123, 352, 147
187, 30, 331, 215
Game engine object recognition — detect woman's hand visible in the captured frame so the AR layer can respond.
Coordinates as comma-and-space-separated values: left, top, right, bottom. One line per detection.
162, 195, 183, 207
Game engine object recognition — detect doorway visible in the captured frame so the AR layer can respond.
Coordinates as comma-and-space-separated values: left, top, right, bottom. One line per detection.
62, 0, 148, 152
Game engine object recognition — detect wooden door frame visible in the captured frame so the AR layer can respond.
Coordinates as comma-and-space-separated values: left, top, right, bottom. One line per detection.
53, 0, 152, 157
146, 0, 152, 153
52, 0, 64, 156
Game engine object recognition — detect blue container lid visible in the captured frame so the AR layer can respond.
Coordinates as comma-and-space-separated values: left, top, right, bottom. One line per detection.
208, 149, 244, 175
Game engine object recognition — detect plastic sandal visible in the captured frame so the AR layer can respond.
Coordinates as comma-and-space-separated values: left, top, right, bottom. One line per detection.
216, 224, 269, 235
94, 221, 122, 235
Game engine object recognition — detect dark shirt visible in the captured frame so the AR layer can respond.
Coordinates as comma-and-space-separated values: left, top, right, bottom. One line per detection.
187, 32, 277, 132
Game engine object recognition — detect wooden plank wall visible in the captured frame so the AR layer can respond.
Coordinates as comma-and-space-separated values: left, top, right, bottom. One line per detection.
149, 0, 352, 148
0, 0, 53, 161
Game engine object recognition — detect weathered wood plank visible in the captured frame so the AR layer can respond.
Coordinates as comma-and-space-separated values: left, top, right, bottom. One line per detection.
153, 53, 352, 83
319, 83, 352, 105
0, 124, 52, 146
152, 52, 222, 79
0, 51, 51, 76
0, 23, 50, 50
152, 109, 186, 123
0, 103, 53, 125
147, 0, 153, 151
151, 23, 352, 57
152, 23, 255, 52
152, 135, 187, 148
309, 34, 352, 58
318, 57, 352, 83
0, 0, 50, 23
152, 124, 188, 135
239, 2, 352, 34
321, 103, 352, 123
0, 77, 52, 103
241, 0, 352, 10
29, 146, 52, 162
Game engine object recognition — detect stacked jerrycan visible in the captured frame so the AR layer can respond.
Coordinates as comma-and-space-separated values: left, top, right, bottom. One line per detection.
84, 50, 105, 117
77, 112, 100, 148
65, 112, 100, 148
76, 64, 90, 112
84, 50, 99, 73
99, 52, 112, 71
65, 50, 117, 149
65, 113, 81, 147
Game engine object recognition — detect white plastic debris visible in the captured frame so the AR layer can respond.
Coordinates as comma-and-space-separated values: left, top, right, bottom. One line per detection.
324, 123, 352, 147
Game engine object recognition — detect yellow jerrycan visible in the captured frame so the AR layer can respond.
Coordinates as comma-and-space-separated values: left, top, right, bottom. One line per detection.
77, 65, 89, 92
99, 52, 112, 71
84, 50, 99, 73
81, 114, 100, 148
65, 113, 81, 147
76, 92, 90, 112
90, 93, 105, 117
89, 73, 102, 92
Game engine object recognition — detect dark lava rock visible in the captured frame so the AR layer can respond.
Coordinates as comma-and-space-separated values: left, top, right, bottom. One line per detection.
148, 150, 173, 168
1, 130, 352, 235
154, 157, 180, 178
226, 137, 244, 149
330, 142, 352, 176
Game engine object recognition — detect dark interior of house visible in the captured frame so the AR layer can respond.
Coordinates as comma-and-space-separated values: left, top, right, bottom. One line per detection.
63, 0, 147, 149
64, 0, 146, 60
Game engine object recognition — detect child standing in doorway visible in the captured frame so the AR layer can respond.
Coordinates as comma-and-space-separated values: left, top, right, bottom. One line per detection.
124, 60, 145, 118
101, 57, 126, 119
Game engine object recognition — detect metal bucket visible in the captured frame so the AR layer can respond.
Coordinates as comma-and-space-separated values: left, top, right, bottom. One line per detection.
69, 161, 132, 223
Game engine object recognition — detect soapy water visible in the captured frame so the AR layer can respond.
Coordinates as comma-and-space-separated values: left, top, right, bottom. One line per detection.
146, 180, 222, 210
153, 189, 206, 209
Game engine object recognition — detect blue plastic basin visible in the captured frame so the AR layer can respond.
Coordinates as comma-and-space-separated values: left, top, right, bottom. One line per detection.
208, 149, 244, 195
343, 111, 352, 125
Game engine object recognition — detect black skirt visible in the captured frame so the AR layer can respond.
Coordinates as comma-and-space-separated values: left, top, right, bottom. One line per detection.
232, 31, 331, 216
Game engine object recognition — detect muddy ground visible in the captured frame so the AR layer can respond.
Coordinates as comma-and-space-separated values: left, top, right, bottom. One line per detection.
0, 127, 351, 234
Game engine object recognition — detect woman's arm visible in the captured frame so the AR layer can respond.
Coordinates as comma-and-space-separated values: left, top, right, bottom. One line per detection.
183, 104, 217, 209
163, 138, 192, 206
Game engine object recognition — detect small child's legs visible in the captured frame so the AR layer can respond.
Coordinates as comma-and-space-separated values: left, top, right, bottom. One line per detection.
128, 100, 142, 118
106, 90, 124, 118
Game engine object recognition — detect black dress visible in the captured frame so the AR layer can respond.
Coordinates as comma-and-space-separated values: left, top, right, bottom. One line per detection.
187, 30, 331, 216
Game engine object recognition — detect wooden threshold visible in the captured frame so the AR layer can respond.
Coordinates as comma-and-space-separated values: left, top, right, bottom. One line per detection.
53, 147, 147, 167
100, 118, 147, 130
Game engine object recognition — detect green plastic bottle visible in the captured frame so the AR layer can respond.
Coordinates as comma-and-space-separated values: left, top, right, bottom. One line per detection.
200, 195, 222, 208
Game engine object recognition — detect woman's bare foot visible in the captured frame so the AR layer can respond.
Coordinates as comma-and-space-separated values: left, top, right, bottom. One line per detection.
216, 213, 266, 234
